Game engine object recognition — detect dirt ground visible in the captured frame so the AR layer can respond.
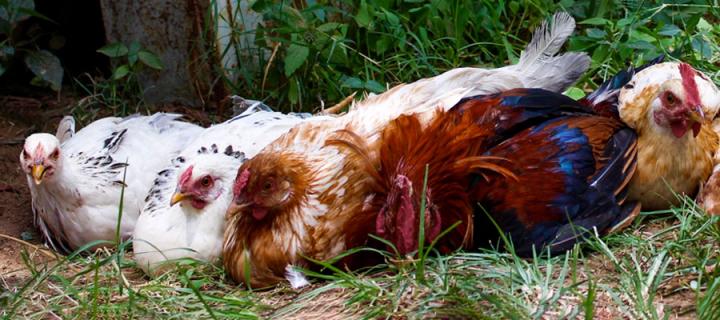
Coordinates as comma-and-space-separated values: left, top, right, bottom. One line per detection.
0, 95, 74, 288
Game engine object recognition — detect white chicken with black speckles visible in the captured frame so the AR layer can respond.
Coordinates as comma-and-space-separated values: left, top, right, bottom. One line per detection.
132, 104, 332, 276
20, 113, 203, 252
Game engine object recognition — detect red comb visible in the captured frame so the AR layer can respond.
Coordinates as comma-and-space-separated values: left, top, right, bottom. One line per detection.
178, 165, 193, 186
233, 168, 250, 196
679, 63, 702, 107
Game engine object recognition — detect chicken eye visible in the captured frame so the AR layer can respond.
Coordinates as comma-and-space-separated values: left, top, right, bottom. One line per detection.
200, 176, 212, 187
263, 181, 273, 191
49, 149, 59, 160
666, 93, 676, 104
22, 150, 30, 160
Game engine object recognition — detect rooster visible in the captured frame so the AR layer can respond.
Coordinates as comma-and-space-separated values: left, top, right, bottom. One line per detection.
20, 114, 202, 252
596, 62, 720, 210
222, 12, 590, 288
363, 88, 639, 257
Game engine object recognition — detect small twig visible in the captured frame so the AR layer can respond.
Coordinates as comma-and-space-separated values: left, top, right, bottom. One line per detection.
104, 247, 131, 289
0, 138, 24, 145
48, 282, 80, 307
0, 233, 58, 260
262, 42, 282, 94
320, 92, 356, 115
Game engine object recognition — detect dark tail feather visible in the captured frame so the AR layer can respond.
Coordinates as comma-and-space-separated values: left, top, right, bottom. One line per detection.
606, 201, 641, 234
589, 128, 638, 196
579, 55, 665, 119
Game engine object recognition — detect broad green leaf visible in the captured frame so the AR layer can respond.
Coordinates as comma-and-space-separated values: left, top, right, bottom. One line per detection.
127, 41, 140, 66
97, 43, 128, 58
24, 50, 62, 91
138, 49, 163, 70
376, 35, 393, 54
509, 1, 519, 14
586, 28, 606, 39
288, 78, 299, 104
697, 18, 712, 32
564, 87, 585, 100
317, 22, 341, 33
579, 17, 609, 26
658, 24, 682, 37
616, 18, 634, 28
284, 44, 308, 77
629, 30, 655, 43
355, 0, 372, 28
112, 65, 130, 80
341, 76, 363, 89
17, 7, 53, 23
0, 0, 33, 24
364, 80, 385, 93
381, 8, 399, 26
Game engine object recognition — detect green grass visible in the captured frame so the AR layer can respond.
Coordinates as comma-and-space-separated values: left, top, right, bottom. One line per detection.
4, 1, 720, 319
2, 199, 718, 318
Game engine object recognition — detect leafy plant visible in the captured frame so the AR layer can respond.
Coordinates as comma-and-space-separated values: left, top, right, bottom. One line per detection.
81, 41, 163, 114
0, 0, 62, 91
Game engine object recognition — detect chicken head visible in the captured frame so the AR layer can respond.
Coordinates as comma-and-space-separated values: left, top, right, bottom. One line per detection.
21, 133, 61, 185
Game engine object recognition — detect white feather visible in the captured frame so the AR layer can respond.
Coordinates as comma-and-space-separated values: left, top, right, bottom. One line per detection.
284, 265, 310, 289
22, 113, 202, 252
55, 116, 75, 143
133, 108, 332, 276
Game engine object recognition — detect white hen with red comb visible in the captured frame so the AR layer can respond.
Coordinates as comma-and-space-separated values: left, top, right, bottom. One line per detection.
20, 113, 202, 252
132, 105, 331, 276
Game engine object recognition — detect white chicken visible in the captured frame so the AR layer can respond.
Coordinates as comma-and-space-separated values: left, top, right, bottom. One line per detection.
20, 113, 202, 252
132, 103, 331, 275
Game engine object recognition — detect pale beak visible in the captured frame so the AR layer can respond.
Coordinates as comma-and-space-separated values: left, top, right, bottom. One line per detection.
31, 164, 45, 185
170, 192, 188, 206
688, 106, 705, 123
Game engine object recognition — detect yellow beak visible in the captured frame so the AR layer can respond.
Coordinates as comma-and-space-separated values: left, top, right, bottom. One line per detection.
31, 165, 45, 185
688, 108, 704, 123
170, 192, 188, 206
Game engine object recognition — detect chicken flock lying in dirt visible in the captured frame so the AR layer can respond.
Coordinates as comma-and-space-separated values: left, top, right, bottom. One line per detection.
18, 12, 720, 289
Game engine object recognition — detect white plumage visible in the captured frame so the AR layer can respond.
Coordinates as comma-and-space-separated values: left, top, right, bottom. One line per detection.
20, 113, 202, 252
132, 105, 331, 275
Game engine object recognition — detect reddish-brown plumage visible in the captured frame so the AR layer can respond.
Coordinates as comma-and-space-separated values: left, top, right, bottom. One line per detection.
223, 151, 315, 288
362, 88, 640, 257
474, 116, 627, 228
357, 109, 515, 256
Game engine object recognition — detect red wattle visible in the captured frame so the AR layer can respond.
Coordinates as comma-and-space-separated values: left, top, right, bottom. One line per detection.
692, 122, 701, 137
252, 206, 268, 220
670, 122, 688, 138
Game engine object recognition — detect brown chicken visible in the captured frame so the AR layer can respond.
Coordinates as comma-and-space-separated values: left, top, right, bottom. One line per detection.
222, 12, 590, 288
606, 62, 720, 210
363, 88, 638, 257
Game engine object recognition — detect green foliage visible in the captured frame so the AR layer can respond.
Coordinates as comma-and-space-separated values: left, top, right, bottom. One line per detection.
5, 3, 720, 319
217, 0, 720, 113
0, 0, 62, 91
80, 42, 164, 114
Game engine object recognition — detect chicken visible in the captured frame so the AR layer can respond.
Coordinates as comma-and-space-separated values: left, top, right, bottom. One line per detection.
222, 12, 591, 288
696, 119, 720, 216
133, 104, 331, 275
20, 114, 202, 252
607, 62, 720, 210
364, 88, 638, 257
